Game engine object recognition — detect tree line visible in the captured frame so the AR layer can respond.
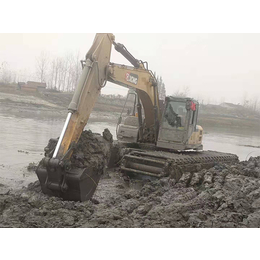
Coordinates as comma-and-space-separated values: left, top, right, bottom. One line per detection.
3, 53, 259, 113
0, 51, 82, 92
0, 55, 168, 98
35, 51, 82, 92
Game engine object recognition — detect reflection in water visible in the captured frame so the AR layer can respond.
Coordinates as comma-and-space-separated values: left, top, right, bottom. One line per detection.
0, 114, 260, 189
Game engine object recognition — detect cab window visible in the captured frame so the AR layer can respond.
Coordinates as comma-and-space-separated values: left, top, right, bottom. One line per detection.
163, 101, 186, 130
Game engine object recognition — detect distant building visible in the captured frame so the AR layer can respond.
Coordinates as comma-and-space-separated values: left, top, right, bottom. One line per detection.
220, 102, 243, 110
17, 81, 47, 92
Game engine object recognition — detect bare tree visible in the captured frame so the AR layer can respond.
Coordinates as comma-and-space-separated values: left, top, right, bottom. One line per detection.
36, 51, 49, 83
252, 96, 259, 112
0, 62, 13, 84
158, 76, 166, 100
71, 51, 82, 91
154, 72, 166, 100
17, 69, 30, 83
242, 91, 248, 107
48, 59, 56, 89
173, 86, 190, 97
1, 50, 83, 91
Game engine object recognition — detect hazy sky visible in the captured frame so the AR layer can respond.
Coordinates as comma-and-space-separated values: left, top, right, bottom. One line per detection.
1, 33, 260, 104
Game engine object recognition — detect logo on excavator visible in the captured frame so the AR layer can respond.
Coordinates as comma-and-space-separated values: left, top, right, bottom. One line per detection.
125, 72, 138, 85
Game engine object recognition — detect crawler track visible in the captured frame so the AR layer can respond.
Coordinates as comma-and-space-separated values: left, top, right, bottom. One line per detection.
121, 149, 239, 180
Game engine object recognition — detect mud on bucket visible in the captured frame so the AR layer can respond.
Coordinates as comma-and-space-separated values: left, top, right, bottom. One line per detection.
36, 165, 101, 202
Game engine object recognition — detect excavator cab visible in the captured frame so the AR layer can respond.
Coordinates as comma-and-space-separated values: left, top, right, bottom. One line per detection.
116, 92, 203, 151
157, 96, 203, 151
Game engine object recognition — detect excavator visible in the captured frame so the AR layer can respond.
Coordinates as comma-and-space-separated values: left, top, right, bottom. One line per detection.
36, 33, 238, 201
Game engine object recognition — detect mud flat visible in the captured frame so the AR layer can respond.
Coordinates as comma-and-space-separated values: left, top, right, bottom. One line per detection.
1, 128, 260, 227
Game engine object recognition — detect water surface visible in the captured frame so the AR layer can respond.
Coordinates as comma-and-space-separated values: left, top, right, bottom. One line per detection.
0, 113, 259, 189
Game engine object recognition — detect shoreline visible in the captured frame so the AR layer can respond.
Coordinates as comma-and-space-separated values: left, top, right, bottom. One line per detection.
1, 90, 260, 138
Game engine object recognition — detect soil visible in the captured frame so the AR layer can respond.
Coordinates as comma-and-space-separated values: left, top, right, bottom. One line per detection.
43, 129, 113, 175
1, 128, 260, 227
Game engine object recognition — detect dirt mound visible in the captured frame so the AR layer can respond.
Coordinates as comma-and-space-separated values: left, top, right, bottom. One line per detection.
69, 129, 113, 175
82, 157, 260, 228
1, 156, 260, 227
0, 188, 95, 228
43, 129, 113, 176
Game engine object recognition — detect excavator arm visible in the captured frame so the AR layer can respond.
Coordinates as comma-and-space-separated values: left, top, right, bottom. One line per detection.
54, 33, 114, 159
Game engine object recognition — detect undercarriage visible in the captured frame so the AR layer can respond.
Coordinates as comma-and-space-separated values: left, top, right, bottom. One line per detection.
121, 148, 239, 181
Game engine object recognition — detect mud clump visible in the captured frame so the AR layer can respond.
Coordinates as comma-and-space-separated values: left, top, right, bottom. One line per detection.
69, 129, 113, 175
2, 147, 260, 227
44, 129, 113, 175
27, 162, 37, 172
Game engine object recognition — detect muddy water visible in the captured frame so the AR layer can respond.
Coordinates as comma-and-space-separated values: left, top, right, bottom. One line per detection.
0, 113, 260, 189
0, 113, 117, 189
203, 133, 260, 160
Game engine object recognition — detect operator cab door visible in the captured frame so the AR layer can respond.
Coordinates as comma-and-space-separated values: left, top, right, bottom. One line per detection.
157, 98, 195, 150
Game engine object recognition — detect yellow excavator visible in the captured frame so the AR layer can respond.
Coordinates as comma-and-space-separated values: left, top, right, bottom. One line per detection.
36, 33, 238, 201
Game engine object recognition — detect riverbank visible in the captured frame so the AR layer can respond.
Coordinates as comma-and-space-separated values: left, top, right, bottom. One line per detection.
1, 87, 259, 136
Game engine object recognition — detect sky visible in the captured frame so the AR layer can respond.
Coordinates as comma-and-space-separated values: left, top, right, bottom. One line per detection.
0, 33, 260, 104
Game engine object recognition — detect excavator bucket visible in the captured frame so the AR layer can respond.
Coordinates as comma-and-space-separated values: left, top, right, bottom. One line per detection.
36, 163, 101, 202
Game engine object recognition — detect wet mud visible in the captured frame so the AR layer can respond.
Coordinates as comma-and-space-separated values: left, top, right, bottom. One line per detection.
1, 129, 260, 228
43, 129, 113, 175
1, 158, 260, 227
